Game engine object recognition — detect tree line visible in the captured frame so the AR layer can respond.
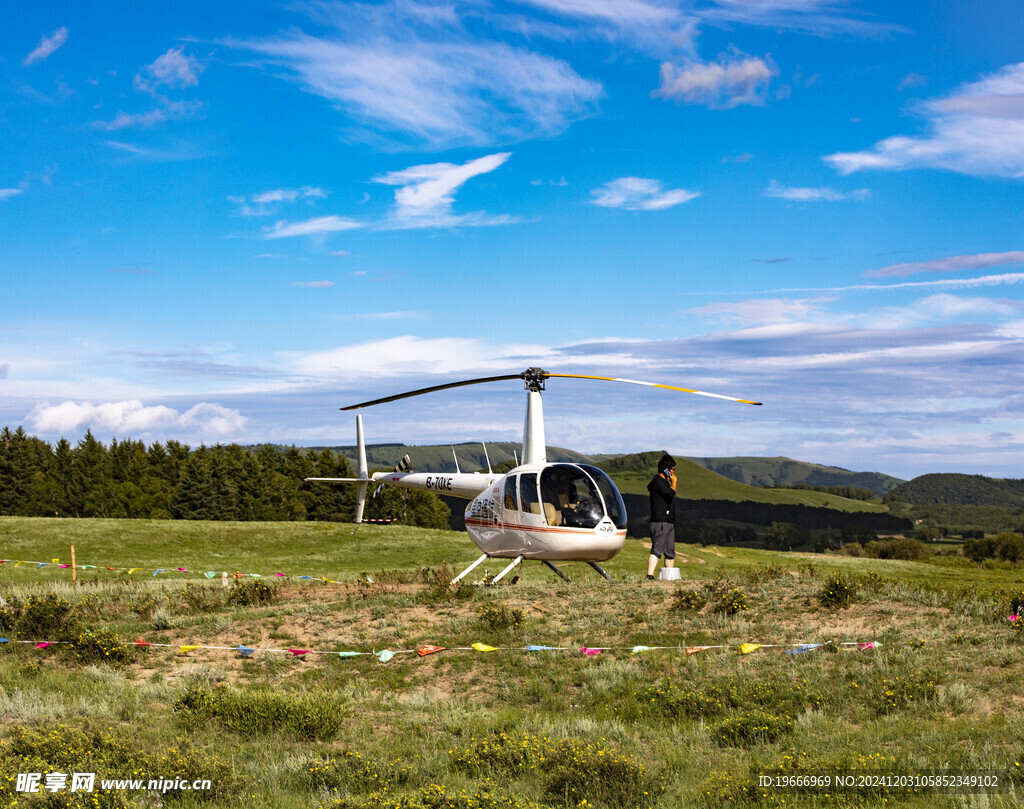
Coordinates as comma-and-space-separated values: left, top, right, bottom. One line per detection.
0, 427, 449, 528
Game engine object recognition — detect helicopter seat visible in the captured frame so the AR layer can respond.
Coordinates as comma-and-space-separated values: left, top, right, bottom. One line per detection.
544, 503, 561, 526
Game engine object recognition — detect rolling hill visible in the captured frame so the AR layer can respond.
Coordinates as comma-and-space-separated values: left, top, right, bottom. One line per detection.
683, 455, 903, 496
889, 473, 1024, 507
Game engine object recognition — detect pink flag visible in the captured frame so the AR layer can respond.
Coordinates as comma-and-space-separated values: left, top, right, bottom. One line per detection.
35, 642, 51, 649
288, 649, 310, 656
580, 647, 602, 656
686, 646, 711, 656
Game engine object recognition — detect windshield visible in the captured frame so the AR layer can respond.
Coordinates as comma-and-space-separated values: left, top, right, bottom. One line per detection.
539, 464, 606, 528
579, 465, 627, 529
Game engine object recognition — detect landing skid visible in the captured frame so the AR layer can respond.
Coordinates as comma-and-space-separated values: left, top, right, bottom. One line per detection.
452, 556, 612, 585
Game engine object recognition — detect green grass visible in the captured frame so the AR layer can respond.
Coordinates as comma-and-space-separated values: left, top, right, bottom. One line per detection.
2, 516, 1024, 808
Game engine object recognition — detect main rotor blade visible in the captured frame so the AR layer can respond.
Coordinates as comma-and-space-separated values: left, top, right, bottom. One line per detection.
341, 374, 523, 410
545, 373, 763, 406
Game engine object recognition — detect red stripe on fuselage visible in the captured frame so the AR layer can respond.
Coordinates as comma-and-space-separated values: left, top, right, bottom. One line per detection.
464, 517, 626, 537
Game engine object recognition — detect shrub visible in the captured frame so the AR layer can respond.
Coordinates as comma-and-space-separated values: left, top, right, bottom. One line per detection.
451, 732, 663, 808
710, 710, 794, 747
174, 683, 343, 740
671, 588, 705, 612
864, 537, 929, 561
16, 594, 75, 637
180, 583, 226, 612
711, 587, 749, 616
476, 602, 524, 632
70, 629, 135, 666
818, 572, 858, 609
226, 578, 278, 607
0, 595, 22, 631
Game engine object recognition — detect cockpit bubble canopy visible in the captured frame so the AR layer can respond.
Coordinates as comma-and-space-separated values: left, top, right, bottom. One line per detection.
537, 463, 627, 529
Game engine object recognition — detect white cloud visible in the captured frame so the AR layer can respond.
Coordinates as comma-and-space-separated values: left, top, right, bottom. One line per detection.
702, 0, 908, 38
230, 186, 327, 216
262, 215, 362, 239
285, 336, 554, 378
0, 188, 24, 201
826, 62, 1024, 178
867, 250, 1024, 278
231, 28, 601, 148
653, 50, 778, 109
685, 297, 830, 325
95, 48, 204, 131
134, 47, 203, 95
23, 27, 68, 66
591, 177, 699, 210
291, 280, 335, 288
763, 180, 869, 202
26, 400, 245, 439
374, 152, 514, 227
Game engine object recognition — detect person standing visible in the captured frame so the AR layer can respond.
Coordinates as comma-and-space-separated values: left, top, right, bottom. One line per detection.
647, 453, 677, 579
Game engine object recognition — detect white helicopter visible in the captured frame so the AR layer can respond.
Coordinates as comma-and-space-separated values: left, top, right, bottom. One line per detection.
307, 368, 761, 584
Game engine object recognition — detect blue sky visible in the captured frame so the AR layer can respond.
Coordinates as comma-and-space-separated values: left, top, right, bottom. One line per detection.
2, 0, 1023, 480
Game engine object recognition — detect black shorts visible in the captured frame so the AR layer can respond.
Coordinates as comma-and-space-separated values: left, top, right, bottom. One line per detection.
650, 522, 675, 559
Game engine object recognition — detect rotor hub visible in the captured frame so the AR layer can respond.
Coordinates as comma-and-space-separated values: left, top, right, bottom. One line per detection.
521, 367, 548, 392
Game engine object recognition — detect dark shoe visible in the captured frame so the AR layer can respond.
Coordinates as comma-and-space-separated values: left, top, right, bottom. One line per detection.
646, 575, 654, 580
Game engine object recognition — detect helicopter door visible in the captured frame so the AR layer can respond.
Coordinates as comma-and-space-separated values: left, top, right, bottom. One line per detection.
518, 473, 546, 527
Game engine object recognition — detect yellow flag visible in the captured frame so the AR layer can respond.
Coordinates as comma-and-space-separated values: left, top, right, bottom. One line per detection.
472, 642, 498, 652
179, 645, 201, 654
739, 643, 762, 655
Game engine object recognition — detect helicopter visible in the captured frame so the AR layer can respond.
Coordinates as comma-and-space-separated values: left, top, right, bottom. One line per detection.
307, 368, 761, 584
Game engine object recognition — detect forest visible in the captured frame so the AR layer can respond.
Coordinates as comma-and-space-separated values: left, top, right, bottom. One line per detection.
0, 426, 450, 527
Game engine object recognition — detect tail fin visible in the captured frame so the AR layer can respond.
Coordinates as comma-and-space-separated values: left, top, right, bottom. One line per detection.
353, 415, 369, 532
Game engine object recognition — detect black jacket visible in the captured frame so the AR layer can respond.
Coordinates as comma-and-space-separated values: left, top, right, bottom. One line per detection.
648, 473, 676, 523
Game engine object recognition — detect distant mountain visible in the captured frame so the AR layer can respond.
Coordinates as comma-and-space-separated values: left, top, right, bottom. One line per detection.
683, 456, 903, 497
889, 473, 1024, 507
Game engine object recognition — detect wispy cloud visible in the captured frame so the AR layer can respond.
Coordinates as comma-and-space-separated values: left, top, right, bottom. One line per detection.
291, 280, 335, 288
702, 0, 908, 38
133, 47, 203, 95
653, 50, 778, 109
374, 152, 514, 227
229, 19, 601, 148
23, 27, 68, 66
763, 180, 869, 202
685, 297, 832, 325
591, 177, 700, 210
229, 186, 326, 216
95, 47, 204, 131
0, 188, 24, 201
681, 272, 1024, 296
826, 62, 1024, 178
262, 215, 362, 239
867, 251, 1024, 278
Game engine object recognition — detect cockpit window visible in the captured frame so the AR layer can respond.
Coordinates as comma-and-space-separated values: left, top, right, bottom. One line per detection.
539, 464, 605, 528
519, 473, 540, 517
504, 475, 518, 511
579, 465, 627, 529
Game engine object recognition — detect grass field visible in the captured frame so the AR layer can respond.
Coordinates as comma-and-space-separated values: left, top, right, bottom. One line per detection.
2, 516, 1023, 808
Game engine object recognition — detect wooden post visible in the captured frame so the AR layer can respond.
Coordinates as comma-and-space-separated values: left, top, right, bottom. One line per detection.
70, 545, 77, 584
